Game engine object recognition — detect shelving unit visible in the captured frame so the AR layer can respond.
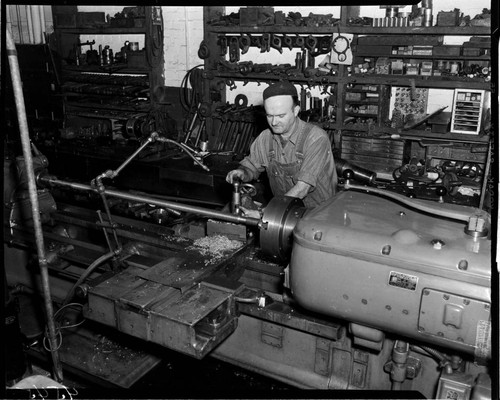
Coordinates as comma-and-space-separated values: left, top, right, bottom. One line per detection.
53, 6, 165, 140
200, 6, 492, 207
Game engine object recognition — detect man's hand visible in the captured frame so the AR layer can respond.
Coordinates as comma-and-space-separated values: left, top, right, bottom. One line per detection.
226, 168, 248, 184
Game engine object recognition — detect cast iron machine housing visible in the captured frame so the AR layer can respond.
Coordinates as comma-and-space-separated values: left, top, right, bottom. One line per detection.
4, 142, 493, 396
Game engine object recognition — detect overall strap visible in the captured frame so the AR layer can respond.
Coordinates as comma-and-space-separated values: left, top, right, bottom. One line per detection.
295, 122, 314, 161
267, 130, 276, 160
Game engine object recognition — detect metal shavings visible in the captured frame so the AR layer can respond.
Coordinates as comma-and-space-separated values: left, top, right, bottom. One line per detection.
187, 235, 243, 265
160, 234, 190, 243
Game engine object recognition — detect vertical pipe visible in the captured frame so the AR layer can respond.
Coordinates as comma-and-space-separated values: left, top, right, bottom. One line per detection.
31, 5, 42, 44
26, 5, 35, 44
6, 28, 64, 383
39, 5, 47, 43
184, 7, 190, 71
6, 5, 13, 36
16, 6, 24, 44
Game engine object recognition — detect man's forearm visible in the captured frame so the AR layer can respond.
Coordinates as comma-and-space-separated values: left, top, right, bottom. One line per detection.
285, 180, 311, 199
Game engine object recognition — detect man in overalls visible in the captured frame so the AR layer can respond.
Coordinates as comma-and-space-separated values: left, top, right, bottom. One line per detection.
226, 81, 337, 217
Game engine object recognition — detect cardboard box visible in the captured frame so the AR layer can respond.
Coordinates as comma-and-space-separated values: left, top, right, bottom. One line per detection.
391, 59, 404, 75
462, 48, 482, 57
76, 12, 106, 27
436, 11, 460, 27
357, 35, 443, 46
433, 46, 461, 57
54, 13, 77, 28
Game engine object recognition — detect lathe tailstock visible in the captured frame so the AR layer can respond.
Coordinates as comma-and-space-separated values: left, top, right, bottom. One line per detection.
4, 153, 493, 397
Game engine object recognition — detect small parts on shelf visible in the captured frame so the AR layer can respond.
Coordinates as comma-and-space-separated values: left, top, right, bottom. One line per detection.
209, 8, 339, 28
216, 34, 334, 57
215, 54, 335, 86
109, 6, 146, 28
370, 6, 491, 28
347, 17, 372, 26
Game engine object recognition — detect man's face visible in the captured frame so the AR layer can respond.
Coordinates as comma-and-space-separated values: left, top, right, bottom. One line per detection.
264, 95, 299, 136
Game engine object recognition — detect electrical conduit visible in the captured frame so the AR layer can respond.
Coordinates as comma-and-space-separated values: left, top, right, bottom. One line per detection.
6, 27, 64, 382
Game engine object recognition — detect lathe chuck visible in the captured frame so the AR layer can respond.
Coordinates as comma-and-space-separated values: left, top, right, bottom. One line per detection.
259, 196, 306, 262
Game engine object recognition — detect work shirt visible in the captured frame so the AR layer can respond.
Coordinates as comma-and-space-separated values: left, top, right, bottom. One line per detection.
240, 118, 337, 208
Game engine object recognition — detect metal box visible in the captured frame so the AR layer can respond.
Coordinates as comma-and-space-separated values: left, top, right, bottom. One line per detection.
289, 191, 491, 358
84, 266, 241, 359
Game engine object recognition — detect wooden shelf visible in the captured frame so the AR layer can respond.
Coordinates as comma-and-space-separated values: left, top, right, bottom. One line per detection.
345, 112, 378, 117
215, 71, 340, 85
213, 70, 490, 90
57, 26, 147, 35
63, 64, 150, 75
208, 25, 491, 36
354, 54, 491, 61
343, 74, 492, 90
336, 124, 490, 144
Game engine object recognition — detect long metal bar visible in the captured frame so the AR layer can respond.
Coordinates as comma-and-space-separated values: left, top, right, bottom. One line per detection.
479, 140, 492, 211
6, 28, 64, 382
40, 177, 261, 227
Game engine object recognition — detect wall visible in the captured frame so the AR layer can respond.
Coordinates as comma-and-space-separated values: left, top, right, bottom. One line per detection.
6, 5, 53, 44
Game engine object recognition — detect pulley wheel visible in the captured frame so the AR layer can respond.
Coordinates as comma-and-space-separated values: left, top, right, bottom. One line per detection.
260, 196, 306, 262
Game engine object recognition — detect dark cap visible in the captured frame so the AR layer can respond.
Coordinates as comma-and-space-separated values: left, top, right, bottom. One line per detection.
263, 81, 298, 101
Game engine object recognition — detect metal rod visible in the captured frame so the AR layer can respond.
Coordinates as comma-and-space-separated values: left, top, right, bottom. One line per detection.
6, 28, 64, 382
479, 141, 492, 210
96, 210, 113, 252
40, 176, 261, 227
183, 103, 201, 143
98, 191, 122, 250
103, 134, 156, 180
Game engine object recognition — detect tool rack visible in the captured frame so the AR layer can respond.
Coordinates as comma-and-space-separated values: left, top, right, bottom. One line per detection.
200, 6, 493, 208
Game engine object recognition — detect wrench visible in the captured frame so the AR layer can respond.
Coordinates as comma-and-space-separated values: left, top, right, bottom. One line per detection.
218, 35, 228, 56
282, 34, 293, 50
229, 36, 240, 62
295, 35, 305, 50
261, 33, 271, 52
271, 34, 283, 53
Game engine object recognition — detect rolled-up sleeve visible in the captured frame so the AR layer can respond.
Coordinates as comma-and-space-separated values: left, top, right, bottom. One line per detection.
296, 132, 333, 188
239, 130, 270, 180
